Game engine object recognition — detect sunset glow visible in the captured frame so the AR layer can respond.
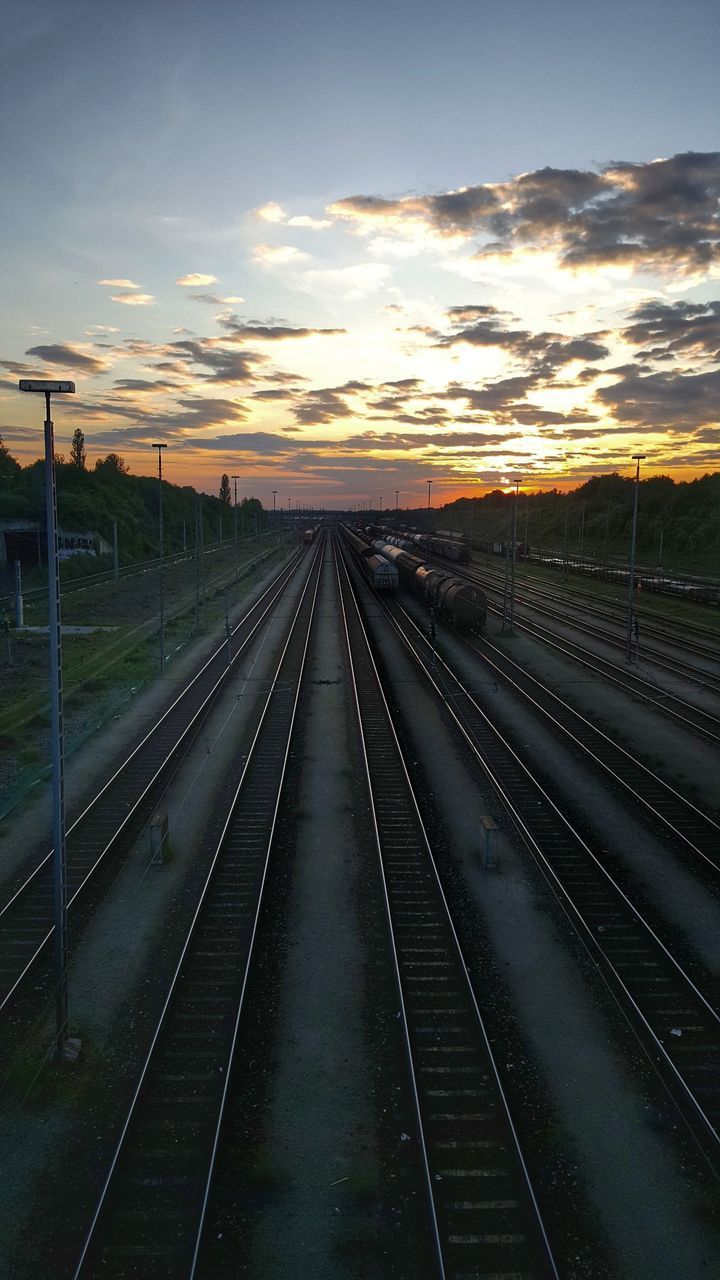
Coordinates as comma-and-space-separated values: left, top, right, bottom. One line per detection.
1, 2, 718, 506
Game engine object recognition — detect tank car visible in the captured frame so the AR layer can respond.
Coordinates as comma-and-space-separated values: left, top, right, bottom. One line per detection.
373, 542, 486, 632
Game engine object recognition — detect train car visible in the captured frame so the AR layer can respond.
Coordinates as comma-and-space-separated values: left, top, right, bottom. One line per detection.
364, 553, 399, 593
373, 541, 486, 632
477, 538, 529, 559
303, 527, 315, 544
341, 525, 399, 592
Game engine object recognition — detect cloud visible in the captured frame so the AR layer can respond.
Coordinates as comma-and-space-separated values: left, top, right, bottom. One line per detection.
287, 214, 331, 230
252, 244, 310, 265
99, 278, 140, 289
217, 314, 346, 341
111, 292, 155, 306
25, 343, 108, 374
596, 366, 720, 429
165, 338, 268, 384
435, 305, 610, 371
256, 202, 286, 223
255, 202, 330, 230
620, 299, 720, 362
176, 272, 219, 286
329, 152, 720, 277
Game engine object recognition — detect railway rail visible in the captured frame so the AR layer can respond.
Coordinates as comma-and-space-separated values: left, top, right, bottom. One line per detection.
71, 538, 324, 1278
457, 559, 720, 697
359, 577, 720, 1160
499, 610, 720, 746
0, 547, 307, 1028
336, 535, 558, 1279
458, 630, 720, 877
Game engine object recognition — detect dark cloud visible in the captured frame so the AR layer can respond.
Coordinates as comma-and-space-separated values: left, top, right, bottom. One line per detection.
113, 378, 179, 392
166, 339, 268, 383
596, 367, 720, 428
331, 152, 720, 276
218, 314, 346, 341
25, 343, 108, 374
620, 299, 720, 362
435, 307, 609, 374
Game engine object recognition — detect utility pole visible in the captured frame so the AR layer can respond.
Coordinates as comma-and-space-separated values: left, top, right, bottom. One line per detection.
604, 502, 611, 570
562, 508, 569, 585
182, 519, 187, 553
626, 455, 646, 663
18, 377, 75, 1060
524, 495, 529, 560
508, 478, 521, 633
395, 490, 399, 512
151, 444, 167, 674
112, 519, 119, 580
232, 475, 240, 601
579, 500, 586, 554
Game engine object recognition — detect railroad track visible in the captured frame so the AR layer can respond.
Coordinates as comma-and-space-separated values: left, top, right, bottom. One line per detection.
458, 560, 720, 696
72, 538, 324, 1279
336, 535, 558, 1279
0, 547, 307, 1027
499, 610, 720, 746
456, 630, 720, 877
492, 563, 720, 658
359, 580, 720, 1160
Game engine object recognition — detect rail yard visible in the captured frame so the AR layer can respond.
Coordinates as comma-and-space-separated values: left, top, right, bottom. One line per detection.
0, 525, 719, 1280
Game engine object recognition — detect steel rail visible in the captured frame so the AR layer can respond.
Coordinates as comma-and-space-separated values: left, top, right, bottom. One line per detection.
0, 548, 306, 1021
362, 586, 720, 1153
464, 632, 720, 876
502, 610, 720, 745
336, 535, 559, 1280
506, 564, 720, 644
471, 555, 720, 660
463, 560, 720, 690
2, 541, 284, 740
72, 538, 324, 1279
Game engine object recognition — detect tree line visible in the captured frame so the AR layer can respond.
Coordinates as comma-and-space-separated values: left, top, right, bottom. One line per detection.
0, 432, 267, 573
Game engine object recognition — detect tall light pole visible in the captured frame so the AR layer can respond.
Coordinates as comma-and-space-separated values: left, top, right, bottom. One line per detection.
232, 475, 240, 599
627, 455, 646, 662
395, 490, 399, 512
508, 477, 522, 633
272, 489, 277, 518
427, 479, 433, 529
18, 378, 75, 1060
152, 444, 167, 674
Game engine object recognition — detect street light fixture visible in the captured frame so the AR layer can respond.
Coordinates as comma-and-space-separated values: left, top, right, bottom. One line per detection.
627, 455, 646, 662
18, 378, 75, 1060
151, 444, 167, 674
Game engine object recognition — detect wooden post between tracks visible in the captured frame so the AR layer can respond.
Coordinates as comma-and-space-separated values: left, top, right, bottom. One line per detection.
480, 815, 498, 869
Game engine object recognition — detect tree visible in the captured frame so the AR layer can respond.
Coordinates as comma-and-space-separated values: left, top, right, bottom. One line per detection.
95, 452, 129, 475
0, 435, 21, 483
70, 427, 86, 469
219, 473, 231, 505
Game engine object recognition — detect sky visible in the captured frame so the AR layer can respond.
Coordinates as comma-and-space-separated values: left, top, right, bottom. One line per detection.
1, 0, 719, 508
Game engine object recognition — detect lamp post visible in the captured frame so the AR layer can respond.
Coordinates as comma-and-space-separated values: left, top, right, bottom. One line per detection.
232, 475, 240, 599
427, 479, 433, 530
627, 455, 646, 662
151, 444, 167, 673
272, 489, 277, 519
18, 378, 75, 1060
395, 490, 399, 512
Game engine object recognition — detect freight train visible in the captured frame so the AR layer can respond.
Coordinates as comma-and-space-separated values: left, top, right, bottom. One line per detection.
364, 525, 471, 564
340, 525, 399, 592
372, 541, 486, 632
